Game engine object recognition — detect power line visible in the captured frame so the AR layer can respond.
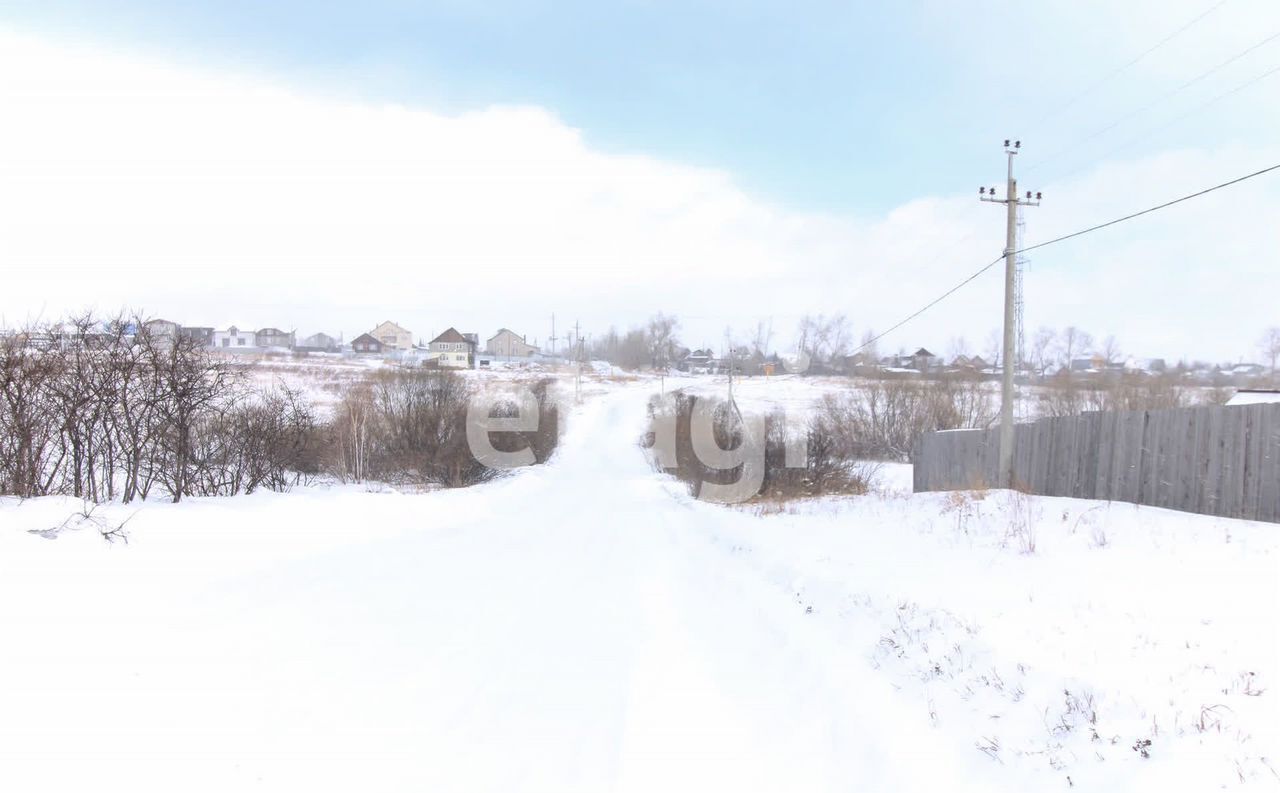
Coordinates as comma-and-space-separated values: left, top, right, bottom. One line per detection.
854, 162, 1280, 353
1038, 60, 1280, 186
1019, 162, 1280, 254
854, 255, 1004, 354
887, 15, 1260, 305
1029, 0, 1232, 129
876, 6, 1239, 308
1028, 28, 1280, 173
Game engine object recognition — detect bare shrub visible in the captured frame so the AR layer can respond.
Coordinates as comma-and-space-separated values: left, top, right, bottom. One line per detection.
0, 312, 319, 503
817, 376, 995, 462
647, 393, 875, 502
0, 314, 567, 502
229, 385, 318, 494
32, 501, 136, 544
1039, 372, 1205, 418
1003, 489, 1038, 554
327, 385, 376, 483
0, 332, 62, 497
324, 371, 559, 488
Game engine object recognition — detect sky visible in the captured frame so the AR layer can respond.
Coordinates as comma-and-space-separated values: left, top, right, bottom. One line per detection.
0, 0, 1277, 362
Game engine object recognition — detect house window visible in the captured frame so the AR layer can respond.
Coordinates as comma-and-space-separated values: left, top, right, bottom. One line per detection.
221, 338, 230, 347
238, 338, 246, 346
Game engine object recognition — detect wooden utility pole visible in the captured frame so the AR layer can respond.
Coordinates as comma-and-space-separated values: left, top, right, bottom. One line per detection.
980, 139, 1041, 486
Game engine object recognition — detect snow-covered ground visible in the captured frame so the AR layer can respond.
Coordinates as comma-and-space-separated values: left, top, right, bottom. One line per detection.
678, 373, 857, 423
0, 379, 1276, 792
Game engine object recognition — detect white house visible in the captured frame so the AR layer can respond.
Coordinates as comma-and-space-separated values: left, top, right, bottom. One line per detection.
212, 326, 258, 351
428, 327, 475, 368
140, 319, 180, 349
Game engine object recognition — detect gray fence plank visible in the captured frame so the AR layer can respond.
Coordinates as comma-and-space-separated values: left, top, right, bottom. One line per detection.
914, 402, 1280, 524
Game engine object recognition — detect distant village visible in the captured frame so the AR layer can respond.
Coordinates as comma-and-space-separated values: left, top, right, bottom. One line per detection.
831, 347, 1273, 388
678, 345, 1272, 388
4, 317, 1274, 390
21, 319, 549, 370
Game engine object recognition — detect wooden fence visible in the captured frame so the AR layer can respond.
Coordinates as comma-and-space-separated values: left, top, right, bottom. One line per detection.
912, 402, 1280, 523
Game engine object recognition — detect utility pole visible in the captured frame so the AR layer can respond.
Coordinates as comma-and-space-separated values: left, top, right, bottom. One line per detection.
980, 139, 1041, 487
573, 320, 582, 404
549, 314, 558, 358
726, 346, 737, 406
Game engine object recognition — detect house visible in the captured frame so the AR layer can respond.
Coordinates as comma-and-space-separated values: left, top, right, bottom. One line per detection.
212, 326, 257, 351
912, 348, 944, 371
1126, 357, 1167, 375
132, 318, 177, 350
679, 348, 715, 373
369, 320, 413, 351
428, 327, 475, 368
1070, 356, 1106, 373
1230, 363, 1265, 378
297, 332, 341, 353
487, 328, 538, 358
255, 327, 296, 350
834, 351, 879, 376
350, 333, 384, 354
179, 326, 215, 348
882, 347, 943, 372
140, 319, 180, 347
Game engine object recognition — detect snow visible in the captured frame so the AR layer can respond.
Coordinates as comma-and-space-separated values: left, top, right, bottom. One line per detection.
0, 377, 1276, 791
1228, 390, 1280, 406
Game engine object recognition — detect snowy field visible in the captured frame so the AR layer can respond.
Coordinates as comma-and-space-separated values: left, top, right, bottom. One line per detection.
241, 352, 635, 418
0, 374, 1276, 792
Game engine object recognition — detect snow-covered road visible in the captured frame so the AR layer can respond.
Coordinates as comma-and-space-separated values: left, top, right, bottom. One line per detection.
1, 385, 1275, 791
0, 387, 962, 792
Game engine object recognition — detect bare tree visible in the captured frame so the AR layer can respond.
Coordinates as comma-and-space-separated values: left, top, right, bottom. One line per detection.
984, 329, 1002, 368
748, 318, 774, 357
152, 334, 237, 502
0, 329, 62, 497
1260, 327, 1280, 379
795, 314, 851, 368
1058, 326, 1094, 369
1100, 335, 1123, 366
1031, 326, 1055, 378
645, 313, 680, 369
615, 328, 650, 370
858, 329, 879, 364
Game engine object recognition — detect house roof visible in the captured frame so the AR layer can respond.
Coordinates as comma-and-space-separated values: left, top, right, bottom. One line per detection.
431, 327, 470, 345
913, 348, 936, 357
1226, 389, 1280, 406
350, 333, 382, 346
372, 321, 411, 335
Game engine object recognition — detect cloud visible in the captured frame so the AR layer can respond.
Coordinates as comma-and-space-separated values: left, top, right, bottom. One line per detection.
0, 27, 1274, 361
